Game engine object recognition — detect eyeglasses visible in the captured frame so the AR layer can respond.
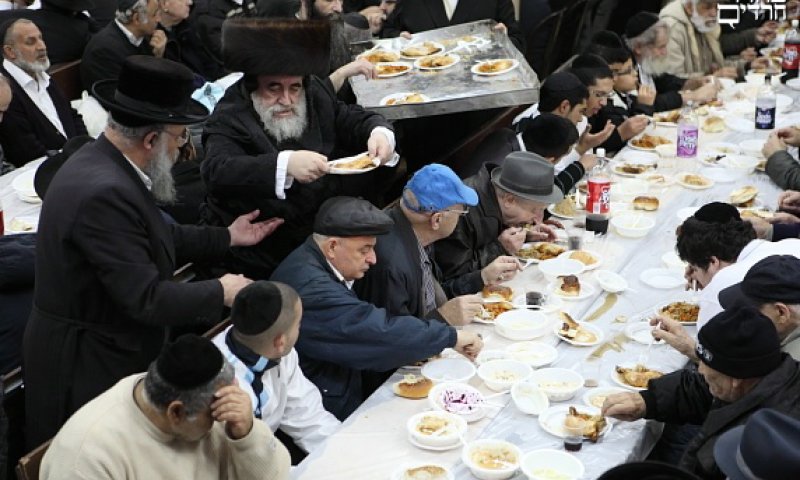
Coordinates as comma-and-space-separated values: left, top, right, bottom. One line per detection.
161, 128, 190, 146
441, 208, 470, 216
612, 67, 635, 76
590, 90, 615, 99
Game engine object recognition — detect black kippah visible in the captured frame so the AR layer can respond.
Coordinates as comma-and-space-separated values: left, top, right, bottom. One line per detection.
118, 0, 139, 11
625, 12, 660, 39
694, 202, 742, 223
542, 72, 584, 92
231, 281, 283, 335
156, 335, 223, 389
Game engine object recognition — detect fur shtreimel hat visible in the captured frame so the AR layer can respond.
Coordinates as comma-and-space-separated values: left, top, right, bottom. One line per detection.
222, 18, 331, 77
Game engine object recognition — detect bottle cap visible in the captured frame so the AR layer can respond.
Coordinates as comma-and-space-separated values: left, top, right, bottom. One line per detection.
595, 148, 606, 158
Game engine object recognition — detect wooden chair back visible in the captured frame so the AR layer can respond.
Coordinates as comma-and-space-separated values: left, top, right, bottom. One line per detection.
14, 439, 51, 480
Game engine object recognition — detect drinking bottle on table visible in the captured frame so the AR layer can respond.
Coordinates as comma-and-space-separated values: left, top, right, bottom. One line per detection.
783, 19, 800, 81
755, 75, 776, 130
586, 148, 610, 215
677, 101, 698, 158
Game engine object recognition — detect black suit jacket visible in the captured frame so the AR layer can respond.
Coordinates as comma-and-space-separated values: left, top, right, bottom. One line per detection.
0, 7, 93, 65
23, 135, 230, 447
382, 0, 525, 53
81, 21, 155, 92
0, 65, 88, 167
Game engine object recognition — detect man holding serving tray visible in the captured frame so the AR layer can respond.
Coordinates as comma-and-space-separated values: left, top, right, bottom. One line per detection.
202, 17, 398, 279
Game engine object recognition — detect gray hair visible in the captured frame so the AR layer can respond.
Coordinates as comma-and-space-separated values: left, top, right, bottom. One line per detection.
116, 0, 150, 24
312, 233, 331, 243
2, 18, 34, 47
143, 360, 235, 417
626, 20, 669, 51
107, 116, 164, 143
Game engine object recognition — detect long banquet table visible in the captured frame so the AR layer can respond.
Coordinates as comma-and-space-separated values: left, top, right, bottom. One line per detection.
292, 86, 789, 479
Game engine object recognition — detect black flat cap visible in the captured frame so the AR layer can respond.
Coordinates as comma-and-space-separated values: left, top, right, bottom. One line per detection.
231, 281, 283, 335
156, 335, 224, 389
719, 255, 800, 309
314, 196, 393, 237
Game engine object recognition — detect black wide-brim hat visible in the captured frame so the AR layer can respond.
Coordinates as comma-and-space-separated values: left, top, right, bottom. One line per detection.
92, 55, 209, 127
42, 0, 96, 11
222, 18, 331, 77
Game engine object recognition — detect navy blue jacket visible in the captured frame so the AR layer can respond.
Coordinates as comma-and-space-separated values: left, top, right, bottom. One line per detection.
271, 237, 457, 420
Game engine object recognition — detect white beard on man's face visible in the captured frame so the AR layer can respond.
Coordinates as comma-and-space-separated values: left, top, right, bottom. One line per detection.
640, 54, 669, 77
145, 136, 177, 205
251, 91, 308, 144
691, 11, 717, 33
13, 52, 50, 75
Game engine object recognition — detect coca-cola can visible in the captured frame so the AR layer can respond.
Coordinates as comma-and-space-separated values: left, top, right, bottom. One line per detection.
586, 177, 611, 215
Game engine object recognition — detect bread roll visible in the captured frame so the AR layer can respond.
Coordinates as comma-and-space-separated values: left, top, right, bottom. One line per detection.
393, 375, 433, 399
633, 196, 660, 211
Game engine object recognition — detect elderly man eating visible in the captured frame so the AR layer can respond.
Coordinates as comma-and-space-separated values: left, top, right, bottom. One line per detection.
41, 335, 291, 479
202, 18, 397, 279
271, 197, 483, 420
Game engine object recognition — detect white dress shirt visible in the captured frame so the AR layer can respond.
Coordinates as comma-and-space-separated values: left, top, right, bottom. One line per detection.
442, 0, 459, 19
3, 59, 66, 138
114, 20, 143, 47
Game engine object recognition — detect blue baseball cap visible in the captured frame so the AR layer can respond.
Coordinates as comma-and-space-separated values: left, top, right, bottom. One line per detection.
403, 164, 478, 212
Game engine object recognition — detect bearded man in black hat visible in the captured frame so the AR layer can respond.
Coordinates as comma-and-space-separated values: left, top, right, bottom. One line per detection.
434, 151, 562, 288
23, 55, 284, 448
40, 335, 291, 480
202, 17, 396, 279
602, 307, 800, 478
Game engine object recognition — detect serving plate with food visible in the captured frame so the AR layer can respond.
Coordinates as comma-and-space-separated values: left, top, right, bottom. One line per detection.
642, 173, 674, 187
676, 172, 714, 190
653, 109, 681, 126
406, 410, 468, 451
701, 116, 726, 133
612, 162, 653, 177
328, 153, 379, 174
400, 41, 445, 58
547, 195, 579, 219
582, 387, 629, 409
558, 250, 602, 270
729, 185, 759, 207
474, 301, 514, 324
629, 133, 672, 151
414, 53, 460, 70
428, 382, 487, 423
612, 362, 665, 391
461, 439, 522, 480
471, 58, 519, 76
358, 49, 400, 63
538, 405, 611, 441
554, 312, 603, 346
549, 276, 595, 301
379, 92, 430, 106
374, 62, 413, 78
654, 300, 700, 325
516, 242, 566, 262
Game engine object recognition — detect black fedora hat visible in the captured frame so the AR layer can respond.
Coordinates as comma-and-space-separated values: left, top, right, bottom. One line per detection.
42, 0, 96, 11
92, 55, 209, 127
491, 151, 564, 204
34, 135, 94, 200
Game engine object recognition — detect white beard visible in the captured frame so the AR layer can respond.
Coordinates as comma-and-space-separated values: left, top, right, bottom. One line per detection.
145, 136, 177, 204
251, 92, 308, 144
12, 55, 50, 74
640, 55, 669, 78
691, 11, 717, 33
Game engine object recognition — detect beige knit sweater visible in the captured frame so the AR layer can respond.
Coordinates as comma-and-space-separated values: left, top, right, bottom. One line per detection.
40, 374, 291, 480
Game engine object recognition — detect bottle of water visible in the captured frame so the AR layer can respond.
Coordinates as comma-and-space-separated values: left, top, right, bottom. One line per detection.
755, 75, 777, 130
677, 101, 698, 158
783, 19, 800, 81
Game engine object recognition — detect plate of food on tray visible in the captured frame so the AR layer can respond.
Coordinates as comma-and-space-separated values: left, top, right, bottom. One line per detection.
471, 58, 519, 76
379, 92, 430, 106
415, 53, 460, 70
400, 41, 445, 58
359, 49, 400, 63
375, 62, 413, 78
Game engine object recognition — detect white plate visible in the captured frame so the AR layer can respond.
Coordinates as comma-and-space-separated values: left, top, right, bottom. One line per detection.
697, 149, 730, 167
391, 463, 454, 480
557, 250, 603, 270
627, 137, 672, 152
611, 164, 651, 178
787, 78, 800, 91
399, 41, 445, 59
546, 203, 575, 220
642, 173, 674, 187
379, 92, 431, 106
725, 116, 755, 133
515, 242, 566, 264
617, 150, 659, 166
661, 250, 686, 269
676, 172, 715, 190
505, 341, 558, 367
739, 139, 766, 157
553, 321, 604, 346
5, 215, 39, 234
11, 169, 37, 198
582, 387, 629, 409
699, 166, 739, 183
675, 206, 699, 222
639, 268, 685, 289
414, 53, 460, 70
704, 142, 740, 155
374, 62, 413, 78
538, 404, 612, 439
327, 153, 379, 174
470, 58, 519, 76
611, 362, 665, 391
407, 434, 462, 451
653, 296, 700, 325
624, 322, 665, 345
548, 281, 596, 302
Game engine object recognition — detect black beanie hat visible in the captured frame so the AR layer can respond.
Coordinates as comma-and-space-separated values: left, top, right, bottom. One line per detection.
694, 202, 742, 223
625, 12, 660, 39
231, 281, 283, 335
156, 335, 224, 389
696, 307, 783, 379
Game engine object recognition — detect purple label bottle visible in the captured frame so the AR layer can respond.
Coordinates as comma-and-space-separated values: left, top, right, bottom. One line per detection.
677, 102, 698, 158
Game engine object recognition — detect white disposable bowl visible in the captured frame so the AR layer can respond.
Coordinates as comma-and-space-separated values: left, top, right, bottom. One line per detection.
521, 449, 585, 480
406, 410, 467, 447
528, 368, 584, 402
428, 382, 487, 422
721, 154, 760, 175
511, 380, 550, 415
611, 179, 650, 201
739, 138, 766, 158
392, 463, 455, 480
421, 357, 476, 384
611, 213, 656, 238
495, 309, 553, 341
538, 258, 585, 283
476, 349, 510, 365
462, 439, 522, 480
505, 341, 558, 367
594, 269, 628, 293
477, 359, 533, 391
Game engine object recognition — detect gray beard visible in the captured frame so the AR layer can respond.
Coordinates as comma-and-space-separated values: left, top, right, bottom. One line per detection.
145, 138, 177, 204
13, 56, 50, 75
640, 55, 669, 78
251, 92, 308, 144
